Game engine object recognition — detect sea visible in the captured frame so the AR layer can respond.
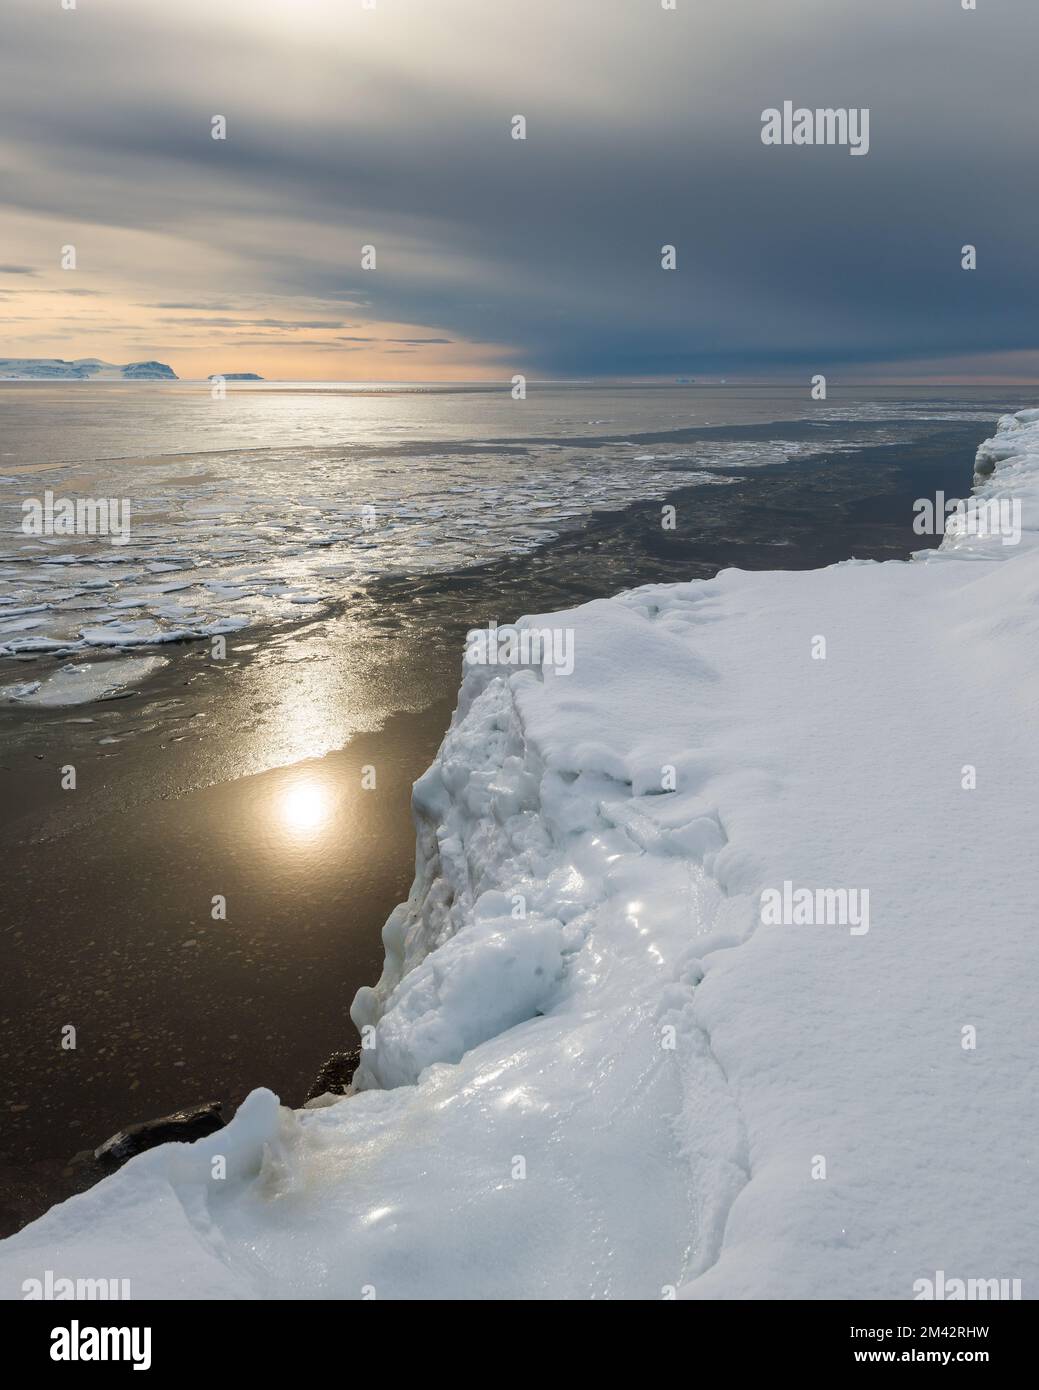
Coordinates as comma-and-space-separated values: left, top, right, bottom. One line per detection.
0, 381, 1028, 660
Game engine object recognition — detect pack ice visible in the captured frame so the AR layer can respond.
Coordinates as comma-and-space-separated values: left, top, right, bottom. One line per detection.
2, 410, 1037, 1300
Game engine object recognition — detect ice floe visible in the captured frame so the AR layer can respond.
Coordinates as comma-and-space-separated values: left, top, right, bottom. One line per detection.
0, 423, 921, 653
1, 656, 168, 706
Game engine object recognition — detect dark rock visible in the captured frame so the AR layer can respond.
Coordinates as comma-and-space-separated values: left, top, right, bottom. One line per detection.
305, 1048, 361, 1103
94, 1101, 225, 1167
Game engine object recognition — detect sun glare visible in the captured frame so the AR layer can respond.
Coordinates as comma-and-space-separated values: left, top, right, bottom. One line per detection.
280, 779, 332, 835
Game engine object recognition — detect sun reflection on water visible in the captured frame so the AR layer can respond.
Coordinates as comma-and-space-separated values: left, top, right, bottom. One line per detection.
279, 777, 333, 836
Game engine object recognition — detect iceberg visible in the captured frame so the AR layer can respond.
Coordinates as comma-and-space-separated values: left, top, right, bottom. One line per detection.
2, 409, 1037, 1300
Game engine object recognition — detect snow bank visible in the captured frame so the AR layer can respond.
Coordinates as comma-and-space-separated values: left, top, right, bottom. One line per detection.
2, 410, 1037, 1300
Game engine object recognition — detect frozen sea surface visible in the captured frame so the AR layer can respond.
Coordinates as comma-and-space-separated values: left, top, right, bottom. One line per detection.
0, 382, 1019, 656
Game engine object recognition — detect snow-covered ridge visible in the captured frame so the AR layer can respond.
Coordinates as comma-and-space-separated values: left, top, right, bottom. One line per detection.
1, 410, 1037, 1299
974, 406, 1039, 482
920, 406, 1039, 561
351, 407, 1039, 1088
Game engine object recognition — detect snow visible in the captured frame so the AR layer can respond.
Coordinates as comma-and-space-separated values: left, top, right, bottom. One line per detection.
1, 408, 1037, 1300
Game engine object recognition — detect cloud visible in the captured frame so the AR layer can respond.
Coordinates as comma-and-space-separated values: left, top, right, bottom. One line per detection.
148, 301, 239, 310
0, 0, 1036, 376
334, 335, 451, 344
157, 317, 344, 329
220, 338, 355, 349
0, 264, 39, 276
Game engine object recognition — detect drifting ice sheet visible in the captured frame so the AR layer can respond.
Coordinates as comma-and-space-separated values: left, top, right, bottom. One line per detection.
1, 656, 168, 706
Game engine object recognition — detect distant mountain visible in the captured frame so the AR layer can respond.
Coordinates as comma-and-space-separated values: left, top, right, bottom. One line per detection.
208, 372, 264, 381
0, 358, 177, 380
120, 361, 177, 380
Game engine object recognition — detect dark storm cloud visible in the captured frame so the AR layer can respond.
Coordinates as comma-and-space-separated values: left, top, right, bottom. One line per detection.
1, 0, 1037, 375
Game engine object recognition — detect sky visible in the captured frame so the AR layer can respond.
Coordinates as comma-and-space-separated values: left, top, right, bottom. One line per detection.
1, 0, 1038, 383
